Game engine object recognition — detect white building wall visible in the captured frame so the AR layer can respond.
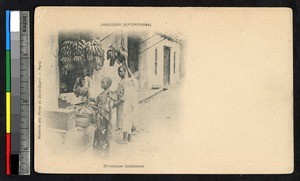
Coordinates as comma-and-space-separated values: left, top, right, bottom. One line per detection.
168, 41, 180, 85
142, 34, 162, 88
142, 34, 181, 89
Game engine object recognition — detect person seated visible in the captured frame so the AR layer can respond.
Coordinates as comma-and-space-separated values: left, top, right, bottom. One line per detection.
74, 77, 90, 103
73, 68, 92, 92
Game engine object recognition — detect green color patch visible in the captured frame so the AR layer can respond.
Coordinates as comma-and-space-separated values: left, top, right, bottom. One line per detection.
6, 51, 11, 92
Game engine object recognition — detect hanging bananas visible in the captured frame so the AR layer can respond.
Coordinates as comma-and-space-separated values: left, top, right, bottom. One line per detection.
59, 37, 105, 74
106, 44, 128, 66
85, 39, 105, 70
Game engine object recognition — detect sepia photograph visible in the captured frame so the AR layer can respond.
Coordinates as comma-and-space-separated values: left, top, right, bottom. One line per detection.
43, 30, 185, 161
34, 7, 293, 174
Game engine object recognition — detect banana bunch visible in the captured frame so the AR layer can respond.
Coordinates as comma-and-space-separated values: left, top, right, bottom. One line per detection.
73, 55, 84, 62
60, 40, 85, 67
60, 56, 74, 75
85, 39, 105, 71
60, 41, 74, 56
106, 44, 128, 66
118, 50, 128, 65
59, 38, 105, 74
61, 62, 74, 75
71, 41, 84, 56
60, 40, 84, 56
85, 40, 104, 57
61, 56, 72, 64
93, 56, 104, 71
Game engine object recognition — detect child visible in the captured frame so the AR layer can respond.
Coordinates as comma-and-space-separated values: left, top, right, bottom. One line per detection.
92, 77, 114, 157
74, 77, 90, 103
115, 65, 134, 144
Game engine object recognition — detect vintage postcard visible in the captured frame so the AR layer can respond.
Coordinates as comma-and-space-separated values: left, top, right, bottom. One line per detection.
34, 7, 293, 174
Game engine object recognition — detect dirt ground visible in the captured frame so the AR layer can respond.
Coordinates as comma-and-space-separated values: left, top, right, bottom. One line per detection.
80, 82, 183, 163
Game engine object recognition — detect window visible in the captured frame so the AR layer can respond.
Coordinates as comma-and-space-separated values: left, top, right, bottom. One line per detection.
155, 49, 158, 75
174, 51, 176, 74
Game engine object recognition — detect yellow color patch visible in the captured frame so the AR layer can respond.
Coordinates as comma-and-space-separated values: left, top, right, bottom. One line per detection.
6, 92, 11, 133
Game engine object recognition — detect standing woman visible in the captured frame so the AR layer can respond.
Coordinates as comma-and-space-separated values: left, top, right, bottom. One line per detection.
115, 65, 134, 144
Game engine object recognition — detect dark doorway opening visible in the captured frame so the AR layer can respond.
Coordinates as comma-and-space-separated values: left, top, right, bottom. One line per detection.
163, 46, 171, 88
127, 36, 141, 73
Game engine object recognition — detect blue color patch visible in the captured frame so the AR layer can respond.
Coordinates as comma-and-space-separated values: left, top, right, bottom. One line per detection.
6, 11, 11, 50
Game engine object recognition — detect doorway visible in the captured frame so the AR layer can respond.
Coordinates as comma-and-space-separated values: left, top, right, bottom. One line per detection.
127, 36, 141, 73
163, 46, 171, 88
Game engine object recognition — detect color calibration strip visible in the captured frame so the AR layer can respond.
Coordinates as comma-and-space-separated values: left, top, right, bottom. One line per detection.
6, 10, 31, 175
6, 10, 11, 175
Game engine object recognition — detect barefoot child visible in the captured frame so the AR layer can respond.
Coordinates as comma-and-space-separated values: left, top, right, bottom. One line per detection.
91, 77, 114, 157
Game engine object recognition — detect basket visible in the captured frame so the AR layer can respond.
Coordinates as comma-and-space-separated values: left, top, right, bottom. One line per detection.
76, 113, 91, 127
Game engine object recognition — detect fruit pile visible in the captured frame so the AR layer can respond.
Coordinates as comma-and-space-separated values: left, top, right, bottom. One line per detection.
60, 39, 105, 75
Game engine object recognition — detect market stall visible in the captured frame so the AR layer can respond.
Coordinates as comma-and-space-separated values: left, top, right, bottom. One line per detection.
43, 93, 97, 155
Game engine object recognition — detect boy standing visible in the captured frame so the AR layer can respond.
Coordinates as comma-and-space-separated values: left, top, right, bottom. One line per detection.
92, 77, 114, 157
